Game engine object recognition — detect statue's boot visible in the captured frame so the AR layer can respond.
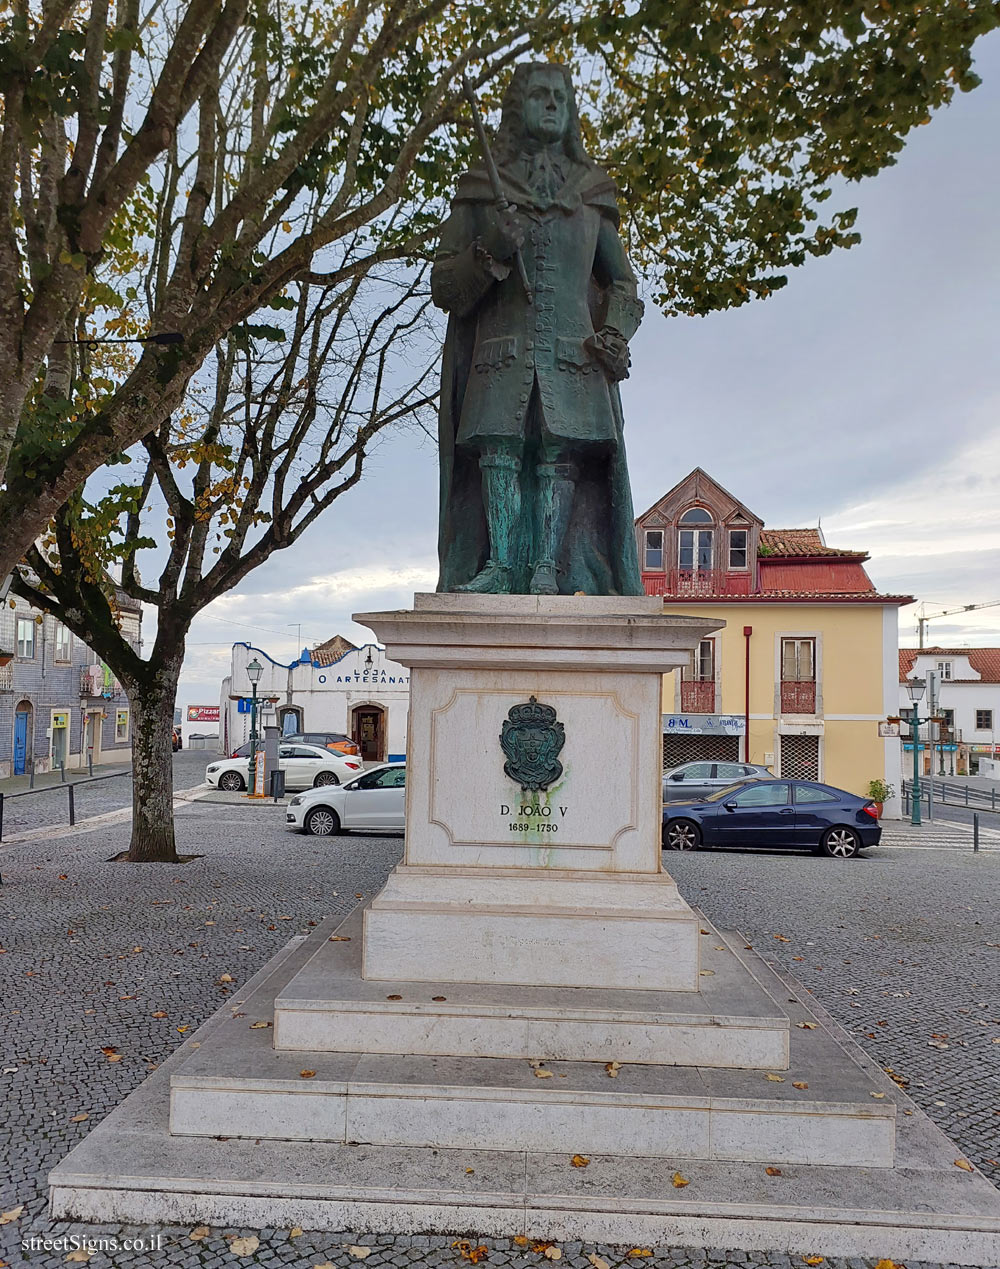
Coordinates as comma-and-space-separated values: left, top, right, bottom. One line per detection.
458, 451, 521, 594
530, 461, 575, 595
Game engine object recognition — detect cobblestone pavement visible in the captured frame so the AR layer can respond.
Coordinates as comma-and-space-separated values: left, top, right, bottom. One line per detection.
0, 752, 209, 836
1, 804, 997, 1269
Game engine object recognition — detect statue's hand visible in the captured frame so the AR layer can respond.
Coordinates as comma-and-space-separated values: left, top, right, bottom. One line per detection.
480, 205, 525, 263
586, 329, 631, 382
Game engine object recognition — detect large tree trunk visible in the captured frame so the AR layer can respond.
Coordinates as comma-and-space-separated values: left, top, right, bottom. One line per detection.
124, 660, 182, 863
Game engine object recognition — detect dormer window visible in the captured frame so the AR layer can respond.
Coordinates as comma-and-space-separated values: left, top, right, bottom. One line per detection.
643, 529, 664, 571
728, 529, 748, 570
678, 507, 714, 574
936, 661, 952, 680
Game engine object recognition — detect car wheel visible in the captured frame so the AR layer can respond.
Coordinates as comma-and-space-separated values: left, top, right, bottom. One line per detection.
663, 818, 702, 851
305, 807, 341, 836
218, 771, 245, 791
313, 771, 340, 787
821, 826, 861, 859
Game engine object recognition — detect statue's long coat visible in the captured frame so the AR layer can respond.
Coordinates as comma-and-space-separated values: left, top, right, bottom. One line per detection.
431, 159, 644, 596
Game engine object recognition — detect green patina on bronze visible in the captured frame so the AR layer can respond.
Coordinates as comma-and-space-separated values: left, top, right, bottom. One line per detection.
433, 63, 644, 596
500, 696, 565, 791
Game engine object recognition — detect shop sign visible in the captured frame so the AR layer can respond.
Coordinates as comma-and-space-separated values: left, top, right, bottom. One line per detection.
187, 704, 220, 722
662, 713, 745, 736
52, 712, 68, 728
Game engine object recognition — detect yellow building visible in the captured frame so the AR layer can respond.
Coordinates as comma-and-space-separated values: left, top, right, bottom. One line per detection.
635, 470, 912, 817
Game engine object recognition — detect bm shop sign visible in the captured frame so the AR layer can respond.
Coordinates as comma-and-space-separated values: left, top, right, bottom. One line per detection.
662, 714, 745, 736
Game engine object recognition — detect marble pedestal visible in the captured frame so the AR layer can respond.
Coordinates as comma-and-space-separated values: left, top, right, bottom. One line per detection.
355, 594, 721, 995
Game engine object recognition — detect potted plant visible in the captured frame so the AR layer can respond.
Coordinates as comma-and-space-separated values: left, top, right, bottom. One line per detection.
866, 778, 895, 818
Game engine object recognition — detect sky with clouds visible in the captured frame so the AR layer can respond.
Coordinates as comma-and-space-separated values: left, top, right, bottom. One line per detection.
176, 32, 1000, 707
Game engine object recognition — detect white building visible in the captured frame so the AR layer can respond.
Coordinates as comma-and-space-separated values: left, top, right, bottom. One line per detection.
219, 636, 410, 761
899, 646, 1000, 774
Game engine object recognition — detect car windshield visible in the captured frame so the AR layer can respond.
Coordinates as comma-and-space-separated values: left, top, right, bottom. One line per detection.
701, 781, 753, 802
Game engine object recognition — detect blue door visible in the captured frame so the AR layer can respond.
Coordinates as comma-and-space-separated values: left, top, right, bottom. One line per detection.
13, 710, 29, 775
708, 781, 794, 847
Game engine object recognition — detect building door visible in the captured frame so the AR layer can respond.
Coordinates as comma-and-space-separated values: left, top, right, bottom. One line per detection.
84, 710, 103, 766
278, 706, 302, 736
779, 734, 819, 781
663, 734, 739, 769
13, 703, 32, 776
351, 705, 385, 762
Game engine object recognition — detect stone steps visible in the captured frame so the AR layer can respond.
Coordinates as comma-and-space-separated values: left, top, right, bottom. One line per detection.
272, 909, 789, 1068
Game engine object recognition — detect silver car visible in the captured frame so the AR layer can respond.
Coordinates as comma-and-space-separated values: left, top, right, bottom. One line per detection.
663, 760, 772, 803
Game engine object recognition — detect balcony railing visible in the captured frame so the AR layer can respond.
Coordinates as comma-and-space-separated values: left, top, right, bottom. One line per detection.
680, 680, 716, 713
0, 662, 12, 692
642, 569, 753, 597
780, 680, 816, 714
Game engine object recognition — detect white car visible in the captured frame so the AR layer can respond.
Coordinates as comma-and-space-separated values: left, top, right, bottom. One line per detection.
285, 762, 406, 835
205, 743, 363, 792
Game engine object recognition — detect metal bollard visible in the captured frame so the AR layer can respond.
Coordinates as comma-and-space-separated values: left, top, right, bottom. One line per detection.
973, 813, 979, 853
60, 762, 66, 783
0, 790, 4, 842
28, 760, 34, 789
67, 783, 75, 827
88, 754, 93, 778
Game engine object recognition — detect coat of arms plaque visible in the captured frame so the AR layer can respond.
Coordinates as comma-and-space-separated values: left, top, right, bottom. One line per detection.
499, 696, 565, 791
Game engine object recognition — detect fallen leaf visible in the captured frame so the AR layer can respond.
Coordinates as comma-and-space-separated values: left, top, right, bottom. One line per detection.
100, 1045, 118, 1056
765, 1166, 782, 1176
954, 1159, 974, 1172
328, 935, 351, 942
605, 1061, 621, 1078
870, 1092, 886, 1099
802, 1258, 824, 1266
626, 1250, 653, 1258
465, 1167, 475, 1174
65, 1251, 92, 1263
700, 970, 715, 976
299, 1069, 316, 1079
176, 1025, 189, 1033
347, 1246, 372, 1259
228, 1235, 260, 1256
873, 1261, 905, 1269
249, 1020, 271, 1029
188, 1226, 210, 1240
714, 945, 725, 951
672, 1171, 689, 1188
796, 1022, 818, 1030
106, 1052, 123, 1062
0, 1206, 24, 1225
773, 934, 791, 942
792, 1082, 809, 1090
69, 1113, 89, 1122
543, 1249, 561, 1261
587, 1257, 609, 1269
386, 994, 403, 1001
570, 1154, 590, 1168
313, 1264, 336, 1268
534, 1067, 554, 1079
530, 1243, 554, 1254
151, 1011, 167, 1019
513, 1236, 529, 1247
451, 1241, 488, 1263
218, 974, 234, 983
766, 1074, 785, 1082
289, 1227, 303, 1238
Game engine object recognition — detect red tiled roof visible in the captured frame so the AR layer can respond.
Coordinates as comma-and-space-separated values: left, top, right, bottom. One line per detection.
760, 528, 868, 560
899, 647, 1000, 683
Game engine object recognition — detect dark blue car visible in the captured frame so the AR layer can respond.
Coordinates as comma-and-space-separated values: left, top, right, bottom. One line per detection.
662, 779, 881, 858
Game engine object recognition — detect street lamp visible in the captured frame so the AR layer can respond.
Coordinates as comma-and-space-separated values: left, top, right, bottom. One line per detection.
246, 657, 263, 792
906, 676, 927, 826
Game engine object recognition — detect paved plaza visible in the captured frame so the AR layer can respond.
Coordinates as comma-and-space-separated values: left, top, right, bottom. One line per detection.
1, 766, 998, 1268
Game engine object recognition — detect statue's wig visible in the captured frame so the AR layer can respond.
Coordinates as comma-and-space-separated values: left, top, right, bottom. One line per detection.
493, 62, 593, 167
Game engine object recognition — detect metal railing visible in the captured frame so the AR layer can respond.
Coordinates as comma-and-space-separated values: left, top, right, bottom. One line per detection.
780, 680, 816, 714
642, 569, 753, 597
680, 680, 715, 713
0, 663, 12, 692
0, 765, 132, 842
902, 777, 999, 814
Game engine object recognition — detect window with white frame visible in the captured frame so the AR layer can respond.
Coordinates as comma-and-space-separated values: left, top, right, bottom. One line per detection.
691, 638, 714, 681
976, 709, 993, 731
116, 708, 130, 742
781, 638, 815, 682
16, 617, 35, 659
728, 528, 748, 569
936, 661, 953, 680
643, 529, 664, 571
54, 622, 72, 662
678, 507, 714, 573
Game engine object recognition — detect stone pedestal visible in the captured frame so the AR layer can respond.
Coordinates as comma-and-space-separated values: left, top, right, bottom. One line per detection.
355, 594, 721, 994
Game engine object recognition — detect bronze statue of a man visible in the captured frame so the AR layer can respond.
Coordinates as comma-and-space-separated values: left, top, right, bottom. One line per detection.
432, 62, 645, 596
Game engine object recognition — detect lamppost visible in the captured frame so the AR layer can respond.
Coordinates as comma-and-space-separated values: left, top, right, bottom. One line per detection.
246, 657, 263, 792
906, 676, 928, 826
